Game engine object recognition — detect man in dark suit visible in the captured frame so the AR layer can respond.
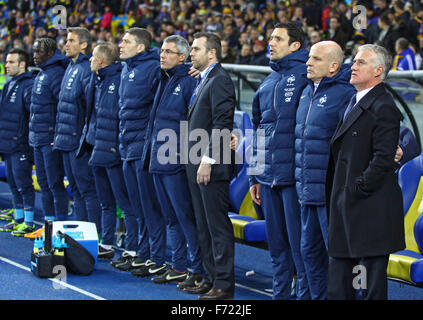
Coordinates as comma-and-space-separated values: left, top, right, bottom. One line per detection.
326, 44, 405, 300
184, 32, 236, 300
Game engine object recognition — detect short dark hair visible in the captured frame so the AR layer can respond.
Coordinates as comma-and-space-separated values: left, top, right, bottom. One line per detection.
273, 22, 306, 47
8, 48, 29, 70
126, 27, 152, 51
68, 27, 92, 49
379, 11, 391, 25
193, 32, 222, 61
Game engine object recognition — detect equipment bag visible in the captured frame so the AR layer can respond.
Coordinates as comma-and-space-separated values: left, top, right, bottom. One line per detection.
57, 230, 95, 275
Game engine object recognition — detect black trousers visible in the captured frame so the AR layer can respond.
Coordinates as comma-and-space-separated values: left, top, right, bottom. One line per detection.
188, 179, 235, 293
328, 255, 390, 300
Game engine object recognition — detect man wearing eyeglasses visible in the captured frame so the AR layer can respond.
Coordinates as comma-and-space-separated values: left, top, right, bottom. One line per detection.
141, 35, 204, 287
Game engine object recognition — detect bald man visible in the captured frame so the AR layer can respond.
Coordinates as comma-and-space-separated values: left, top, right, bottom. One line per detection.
294, 41, 356, 299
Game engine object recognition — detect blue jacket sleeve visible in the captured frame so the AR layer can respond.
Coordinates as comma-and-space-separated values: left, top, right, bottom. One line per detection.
24, 80, 34, 112
398, 126, 420, 165
248, 91, 261, 186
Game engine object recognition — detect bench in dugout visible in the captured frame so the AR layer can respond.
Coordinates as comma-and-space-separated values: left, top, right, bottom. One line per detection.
229, 111, 267, 249
387, 153, 423, 286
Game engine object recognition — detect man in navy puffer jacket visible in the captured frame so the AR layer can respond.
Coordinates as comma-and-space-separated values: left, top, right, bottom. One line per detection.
295, 41, 356, 299
30, 38, 69, 224
116, 27, 166, 272
77, 42, 133, 261
53, 27, 102, 230
141, 35, 204, 286
248, 22, 310, 300
0, 48, 36, 236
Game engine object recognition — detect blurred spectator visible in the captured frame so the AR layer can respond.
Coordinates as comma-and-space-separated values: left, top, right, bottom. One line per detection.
327, 16, 348, 49
374, 0, 390, 16
205, 14, 222, 33
250, 39, 269, 65
307, 30, 321, 50
303, 0, 321, 28
392, 37, 416, 70
377, 11, 402, 56
0, 0, 422, 71
99, 6, 113, 30
321, 0, 338, 30
343, 40, 360, 63
407, 5, 423, 48
223, 22, 238, 48
235, 43, 252, 64
415, 37, 423, 69
363, 3, 380, 44
158, 3, 171, 22
291, 6, 305, 26
220, 39, 236, 63
392, 0, 410, 23
235, 15, 247, 34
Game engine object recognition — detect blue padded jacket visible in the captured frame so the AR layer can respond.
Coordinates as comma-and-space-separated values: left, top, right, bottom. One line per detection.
53, 53, 91, 152
85, 62, 123, 167
249, 48, 309, 187
294, 63, 356, 205
0, 71, 35, 154
29, 50, 69, 147
118, 49, 160, 161
142, 63, 196, 174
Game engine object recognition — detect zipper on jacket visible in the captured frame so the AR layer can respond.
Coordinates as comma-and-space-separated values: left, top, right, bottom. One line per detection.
149, 72, 173, 169
271, 74, 282, 188
300, 87, 315, 201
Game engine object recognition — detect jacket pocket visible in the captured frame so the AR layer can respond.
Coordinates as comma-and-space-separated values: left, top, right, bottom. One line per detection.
350, 179, 371, 199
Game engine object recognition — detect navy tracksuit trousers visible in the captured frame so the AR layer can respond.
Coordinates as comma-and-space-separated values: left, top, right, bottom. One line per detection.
33, 145, 68, 220
122, 159, 166, 265
62, 150, 101, 231
92, 164, 133, 246
300, 204, 328, 300
260, 184, 310, 300
4, 151, 35, 212
152, 171, 203, 274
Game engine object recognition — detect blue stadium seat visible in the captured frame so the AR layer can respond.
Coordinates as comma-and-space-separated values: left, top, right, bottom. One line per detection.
387, 153, 423, 285
229, 111, 267, 245
31, 168, 73, 198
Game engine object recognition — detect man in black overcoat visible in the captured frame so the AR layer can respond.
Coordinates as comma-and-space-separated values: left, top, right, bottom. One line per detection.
325, 44, 405, 300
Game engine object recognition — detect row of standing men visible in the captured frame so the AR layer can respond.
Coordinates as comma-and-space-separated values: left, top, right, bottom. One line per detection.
0, 22, 419, 300
0, 27, 237, 300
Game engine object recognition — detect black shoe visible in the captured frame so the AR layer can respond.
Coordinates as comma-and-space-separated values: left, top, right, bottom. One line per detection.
178, 273, 204, 291
131, 260, 167, 277
152, 268, 188, 284
198, 288, 234, 300
98, 245, 115, 260
131, 257, 148, 268
110, 252, 135, 270
184, 282, 212, 294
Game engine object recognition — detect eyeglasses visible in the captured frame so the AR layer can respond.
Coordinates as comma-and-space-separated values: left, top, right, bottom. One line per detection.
160, 49, 180, 55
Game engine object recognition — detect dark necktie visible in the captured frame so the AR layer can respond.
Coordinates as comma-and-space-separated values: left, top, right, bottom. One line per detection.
343, 94, 357, 121
188, 75, 202, 109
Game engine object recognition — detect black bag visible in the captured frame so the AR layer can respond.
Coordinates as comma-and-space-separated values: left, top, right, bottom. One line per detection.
57, 230, 95, 276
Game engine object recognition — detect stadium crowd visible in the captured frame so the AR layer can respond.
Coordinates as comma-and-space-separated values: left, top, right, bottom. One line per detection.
0, 0, 421, 301
0, 0, 423, 70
